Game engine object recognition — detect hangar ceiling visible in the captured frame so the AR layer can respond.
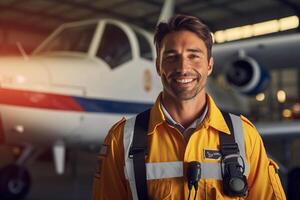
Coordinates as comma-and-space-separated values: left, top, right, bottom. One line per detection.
0, 0, 300, 55
1, 0, 300, 34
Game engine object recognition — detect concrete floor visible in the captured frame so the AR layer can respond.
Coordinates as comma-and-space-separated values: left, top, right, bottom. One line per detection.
0, 147, 97, 200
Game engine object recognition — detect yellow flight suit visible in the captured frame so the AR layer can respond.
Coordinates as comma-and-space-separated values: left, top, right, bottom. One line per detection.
92, 94, 286, 200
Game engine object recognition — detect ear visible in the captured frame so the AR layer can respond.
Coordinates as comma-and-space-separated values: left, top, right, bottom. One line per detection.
207, 57, 214, 76
156, 56, 161, 76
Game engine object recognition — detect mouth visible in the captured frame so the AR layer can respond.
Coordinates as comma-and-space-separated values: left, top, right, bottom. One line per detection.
172, 77, 198, 87
175, 78, 195, 84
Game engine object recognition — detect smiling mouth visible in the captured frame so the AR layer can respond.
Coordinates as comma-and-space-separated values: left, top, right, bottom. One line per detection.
175, 78, 195, 83
172, 77, 198, 87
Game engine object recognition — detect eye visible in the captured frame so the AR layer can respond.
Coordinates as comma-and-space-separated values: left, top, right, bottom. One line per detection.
188, 54, 200, 59
164, 54, 178, 62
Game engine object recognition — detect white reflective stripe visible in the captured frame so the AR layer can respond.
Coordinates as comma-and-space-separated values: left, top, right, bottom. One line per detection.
122, 113, 250, 200
229, 113, 250, 175
126, 161, 224, 180
201, 162, 223, 179
123, 116, 138, 200
146, 161, 183, 180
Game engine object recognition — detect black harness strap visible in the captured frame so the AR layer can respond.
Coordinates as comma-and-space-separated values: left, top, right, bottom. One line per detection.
220, 111, 248, 197
219, 111, 239, 157
129, 109, 151, 200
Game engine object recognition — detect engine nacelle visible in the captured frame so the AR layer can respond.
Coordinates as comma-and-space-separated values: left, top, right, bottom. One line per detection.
225, 56, 270, 95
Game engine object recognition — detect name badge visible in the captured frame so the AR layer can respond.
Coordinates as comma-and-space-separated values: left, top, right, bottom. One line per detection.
204, 149, 222, 160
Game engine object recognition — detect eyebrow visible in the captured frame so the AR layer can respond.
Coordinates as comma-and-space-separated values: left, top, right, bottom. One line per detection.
163, 49, 177, 55
163, 48, 204, 55
186, 48, 204, 53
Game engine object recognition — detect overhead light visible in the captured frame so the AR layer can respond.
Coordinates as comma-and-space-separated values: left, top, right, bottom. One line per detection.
253, 20, 279, 36
213, 15, 299, 43
255, 93, 265, 101
279, 16, 299, 31
282, 109, 292, 118
277, 90, 286, 103
214, 30, 226, 43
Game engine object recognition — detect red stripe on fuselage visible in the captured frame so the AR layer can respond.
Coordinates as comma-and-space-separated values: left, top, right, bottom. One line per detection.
0, 88, 83, 111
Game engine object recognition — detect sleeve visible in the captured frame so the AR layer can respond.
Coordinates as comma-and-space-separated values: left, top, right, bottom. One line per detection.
246, 124, 286, 200
92, 119, 130, 200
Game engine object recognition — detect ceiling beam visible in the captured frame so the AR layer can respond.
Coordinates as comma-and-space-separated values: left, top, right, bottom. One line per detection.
46, 0, 138, 22
177, 0, 244, 16
0, 5, 69, 22
47, 0, 157, 30
0, 19, 51, 35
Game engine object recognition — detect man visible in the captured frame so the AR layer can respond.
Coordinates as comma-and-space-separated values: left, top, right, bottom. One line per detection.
92, 14, 286, 200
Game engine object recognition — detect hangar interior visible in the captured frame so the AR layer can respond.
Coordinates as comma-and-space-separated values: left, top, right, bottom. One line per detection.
0, 0, 300, 200
1, 0, 300, 122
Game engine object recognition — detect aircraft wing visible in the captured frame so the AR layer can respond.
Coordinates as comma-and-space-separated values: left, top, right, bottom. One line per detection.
212, 33, 300, 73
255, 121, 300, 139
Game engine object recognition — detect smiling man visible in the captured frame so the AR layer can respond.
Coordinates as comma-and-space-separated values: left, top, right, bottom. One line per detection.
92, 15, 286, 200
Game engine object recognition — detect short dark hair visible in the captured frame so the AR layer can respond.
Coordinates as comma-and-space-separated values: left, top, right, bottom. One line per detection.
154, 14, 213, 59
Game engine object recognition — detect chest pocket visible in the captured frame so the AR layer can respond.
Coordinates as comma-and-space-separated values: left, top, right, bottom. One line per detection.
147, 179, 172, 200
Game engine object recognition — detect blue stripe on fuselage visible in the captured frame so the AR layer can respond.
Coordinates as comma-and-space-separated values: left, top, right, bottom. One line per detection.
73, 97, 153, 114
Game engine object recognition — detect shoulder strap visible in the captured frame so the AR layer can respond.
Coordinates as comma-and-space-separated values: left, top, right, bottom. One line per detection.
129, 109, 151, 200
219, 111, 239, 156
220, 111, 248, 197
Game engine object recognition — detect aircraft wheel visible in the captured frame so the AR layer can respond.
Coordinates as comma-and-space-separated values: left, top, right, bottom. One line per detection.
0, 164, 31, 200
288, 167, 300, 200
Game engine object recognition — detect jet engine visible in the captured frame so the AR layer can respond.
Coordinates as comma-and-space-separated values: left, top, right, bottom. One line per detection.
225, 56, 270, 95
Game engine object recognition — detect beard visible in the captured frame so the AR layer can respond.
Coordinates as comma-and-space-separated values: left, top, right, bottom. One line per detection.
161, 70, 204, 101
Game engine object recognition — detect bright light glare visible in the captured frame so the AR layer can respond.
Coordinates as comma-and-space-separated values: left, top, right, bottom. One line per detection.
14, 125, 24, 133
213, 15, 299, 43
277, 90, 286, 103
256, 93, 265, 101
15, 75, 26, 83
279, 16, 299, 31
282, 109, 292, 118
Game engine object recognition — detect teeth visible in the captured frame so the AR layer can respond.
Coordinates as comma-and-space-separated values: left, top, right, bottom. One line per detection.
176, 79, 193, 83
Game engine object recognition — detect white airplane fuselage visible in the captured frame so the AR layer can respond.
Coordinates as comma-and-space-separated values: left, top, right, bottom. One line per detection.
0, 55, 160, 147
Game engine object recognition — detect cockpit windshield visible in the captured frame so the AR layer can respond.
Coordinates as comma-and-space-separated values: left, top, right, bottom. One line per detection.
34, 23, 97, 54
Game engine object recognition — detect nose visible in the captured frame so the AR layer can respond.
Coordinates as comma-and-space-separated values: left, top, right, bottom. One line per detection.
176, 55, 189, 73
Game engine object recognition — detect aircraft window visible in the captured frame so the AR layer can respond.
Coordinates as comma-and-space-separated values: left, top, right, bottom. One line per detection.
38, 24, 97, 53
133, 30, 153, 60
96, 24, 132, 69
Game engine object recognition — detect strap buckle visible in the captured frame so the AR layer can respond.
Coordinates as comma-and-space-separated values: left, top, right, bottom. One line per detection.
129, 146, 148, 158
221, 142, 239, 156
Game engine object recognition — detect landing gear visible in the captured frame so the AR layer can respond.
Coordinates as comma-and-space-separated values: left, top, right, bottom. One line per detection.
0, 144, 33, 200
0, 164, 30, 200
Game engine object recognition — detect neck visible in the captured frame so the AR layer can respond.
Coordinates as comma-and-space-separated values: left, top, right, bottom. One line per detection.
161, 91, 207, 128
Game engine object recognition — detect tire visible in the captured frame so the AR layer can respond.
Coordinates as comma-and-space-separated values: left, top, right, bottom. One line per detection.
0, 164, 31, 200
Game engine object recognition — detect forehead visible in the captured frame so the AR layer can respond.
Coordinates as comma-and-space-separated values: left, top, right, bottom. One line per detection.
160, 30, 207, 53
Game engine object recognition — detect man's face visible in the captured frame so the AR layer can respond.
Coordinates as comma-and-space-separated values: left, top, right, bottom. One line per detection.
156, 30, 213, 101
